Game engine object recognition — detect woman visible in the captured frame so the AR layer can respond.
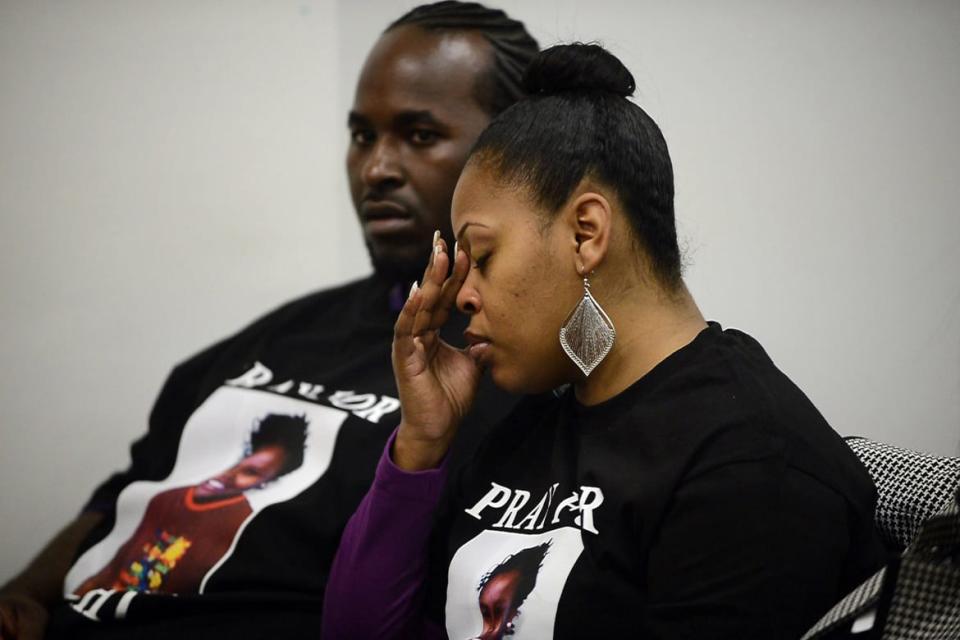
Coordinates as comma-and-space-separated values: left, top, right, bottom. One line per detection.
322, 43, 885, 639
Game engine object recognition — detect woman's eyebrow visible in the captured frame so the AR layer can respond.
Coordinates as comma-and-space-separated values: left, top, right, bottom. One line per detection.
455, 221, 490, 239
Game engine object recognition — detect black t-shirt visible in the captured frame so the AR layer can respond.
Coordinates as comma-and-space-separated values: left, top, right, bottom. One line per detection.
429, 323, 885, 640
47, 275, 514, 639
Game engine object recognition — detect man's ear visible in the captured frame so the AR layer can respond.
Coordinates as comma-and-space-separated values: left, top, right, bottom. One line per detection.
564, 189, 612, 276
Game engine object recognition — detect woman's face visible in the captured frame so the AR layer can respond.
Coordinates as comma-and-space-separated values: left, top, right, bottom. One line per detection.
452, 164, 582, 394
476, 570, 521, 640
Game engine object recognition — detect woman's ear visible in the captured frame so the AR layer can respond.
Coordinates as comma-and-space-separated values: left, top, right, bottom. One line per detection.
565, 189, 612, 275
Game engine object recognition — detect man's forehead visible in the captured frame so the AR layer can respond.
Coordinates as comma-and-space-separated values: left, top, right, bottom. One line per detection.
354, 26, 492, 113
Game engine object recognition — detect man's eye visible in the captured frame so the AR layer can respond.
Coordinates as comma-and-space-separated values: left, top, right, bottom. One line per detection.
410, 129, 439, 145
350, 129, 374, 146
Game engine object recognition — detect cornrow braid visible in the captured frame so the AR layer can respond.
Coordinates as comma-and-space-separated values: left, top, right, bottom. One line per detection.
387, 1, 539, 116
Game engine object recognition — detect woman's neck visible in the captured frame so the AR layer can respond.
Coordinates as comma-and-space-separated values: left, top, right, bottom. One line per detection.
573, 282, 707, 406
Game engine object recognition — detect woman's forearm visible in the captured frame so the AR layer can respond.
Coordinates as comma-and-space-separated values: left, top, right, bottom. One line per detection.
321, 430, 448, 640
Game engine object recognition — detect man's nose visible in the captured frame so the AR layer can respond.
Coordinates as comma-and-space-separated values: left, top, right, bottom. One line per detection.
362, 137, 404, 190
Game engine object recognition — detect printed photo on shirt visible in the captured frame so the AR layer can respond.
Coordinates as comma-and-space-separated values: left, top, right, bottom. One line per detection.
445, 528, 584, 640
64, 386, 349, 597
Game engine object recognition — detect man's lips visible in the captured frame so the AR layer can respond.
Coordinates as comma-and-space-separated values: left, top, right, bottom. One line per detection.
362, 201, 415, 235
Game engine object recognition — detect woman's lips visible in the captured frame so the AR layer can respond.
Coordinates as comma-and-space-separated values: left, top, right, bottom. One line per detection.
467, 341, 491, 364
464, 331, 492, 364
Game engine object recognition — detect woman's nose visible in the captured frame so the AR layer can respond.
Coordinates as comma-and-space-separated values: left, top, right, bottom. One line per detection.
456, 278, 481, 314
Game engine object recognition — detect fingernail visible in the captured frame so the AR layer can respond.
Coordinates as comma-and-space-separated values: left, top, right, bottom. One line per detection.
409, 281, 418, 298
432, 229, 441, 246
453, 240, 459, 257
434, 243, 442, 256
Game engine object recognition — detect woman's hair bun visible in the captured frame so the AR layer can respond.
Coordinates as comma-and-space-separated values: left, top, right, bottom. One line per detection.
523, 43, 635, 98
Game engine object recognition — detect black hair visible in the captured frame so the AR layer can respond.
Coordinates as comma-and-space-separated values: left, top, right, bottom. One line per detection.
245, 413, 309, 478
387, 1, 539, 116
477, 540, 551, 611
470, 43, 681, 289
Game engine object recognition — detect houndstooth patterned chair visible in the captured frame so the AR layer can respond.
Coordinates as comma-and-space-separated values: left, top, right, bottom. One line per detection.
801, 437, 960, 640
845, 437, 960, 552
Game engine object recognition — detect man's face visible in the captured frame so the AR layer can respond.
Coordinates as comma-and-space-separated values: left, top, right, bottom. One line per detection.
193, 444, 287, 503
347, 25, 494, 280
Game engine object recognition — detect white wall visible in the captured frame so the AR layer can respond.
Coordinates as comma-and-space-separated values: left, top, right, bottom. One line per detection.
0, 0, 355, 582
1, 0, 958, 583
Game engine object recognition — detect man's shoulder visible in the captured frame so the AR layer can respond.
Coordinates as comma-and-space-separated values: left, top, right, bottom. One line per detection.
168, 274, 384, 373
248, 274, 380, 324
226, 273, 389, 339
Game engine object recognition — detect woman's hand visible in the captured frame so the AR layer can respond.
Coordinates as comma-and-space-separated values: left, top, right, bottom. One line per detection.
392, 234, 480, 471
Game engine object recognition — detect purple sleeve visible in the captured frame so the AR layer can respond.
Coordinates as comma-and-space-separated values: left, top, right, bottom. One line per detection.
321, 430, 449, 640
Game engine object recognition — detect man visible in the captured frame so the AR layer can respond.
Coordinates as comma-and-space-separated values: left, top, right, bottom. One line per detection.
0, 3, 538, 638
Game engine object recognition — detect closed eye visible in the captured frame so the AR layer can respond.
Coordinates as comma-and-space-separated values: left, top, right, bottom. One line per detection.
472, 253, 491, 271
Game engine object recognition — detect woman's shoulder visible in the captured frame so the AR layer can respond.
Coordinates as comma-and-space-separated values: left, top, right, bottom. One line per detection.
669, 325, 877, 509
655, 324, 828, 436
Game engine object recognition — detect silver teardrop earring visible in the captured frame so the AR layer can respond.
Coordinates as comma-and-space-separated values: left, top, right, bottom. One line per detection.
559, 274, 616, 376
